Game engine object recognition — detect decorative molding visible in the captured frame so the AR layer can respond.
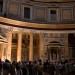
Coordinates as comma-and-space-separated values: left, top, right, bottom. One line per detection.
1, 17, 75, 33
8, 1, 19, 16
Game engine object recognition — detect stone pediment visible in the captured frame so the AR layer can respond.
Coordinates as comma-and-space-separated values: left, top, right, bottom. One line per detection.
49, 41, 62, 46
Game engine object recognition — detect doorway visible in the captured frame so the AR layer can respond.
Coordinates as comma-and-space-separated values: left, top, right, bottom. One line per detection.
47, 41, 62, 62
48, 47, 59, 62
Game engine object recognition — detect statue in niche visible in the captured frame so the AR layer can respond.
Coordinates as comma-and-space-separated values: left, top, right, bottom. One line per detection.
51, 48, 57, 60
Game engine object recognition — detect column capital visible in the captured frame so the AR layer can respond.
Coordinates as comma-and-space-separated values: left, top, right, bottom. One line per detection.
18, 32, 22, 35
8, 27, 13, 32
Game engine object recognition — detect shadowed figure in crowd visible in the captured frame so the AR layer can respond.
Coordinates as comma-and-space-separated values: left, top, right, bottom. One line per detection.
28, 61, 33, 75
3, 59, 11, 75
10, 61, 16, 75
15, 62, 21, 75
21, 61, 28, 75
43, 60, 50, 75
0, 59, 74, 75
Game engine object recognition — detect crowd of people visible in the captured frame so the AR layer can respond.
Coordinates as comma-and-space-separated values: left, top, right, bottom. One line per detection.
0, 59, 75, 75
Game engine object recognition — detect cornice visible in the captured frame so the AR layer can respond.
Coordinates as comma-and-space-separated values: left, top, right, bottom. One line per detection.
0, 17, 75, 30
8, 0, 75, 8
26, 0, 75, 3
9, 0, 75, 4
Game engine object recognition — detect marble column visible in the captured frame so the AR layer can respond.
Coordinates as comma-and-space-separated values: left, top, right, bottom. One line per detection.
29, 33, 33, 61
17, 32, 22, 62
39, 33, 44, 61
7, 32, 12, 61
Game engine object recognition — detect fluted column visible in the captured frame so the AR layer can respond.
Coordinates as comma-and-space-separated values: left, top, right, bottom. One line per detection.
7, 32, 12, 61
29, 33, 33, 61
17, 32, 22, 62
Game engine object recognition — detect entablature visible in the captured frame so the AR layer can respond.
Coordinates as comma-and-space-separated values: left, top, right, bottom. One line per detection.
0, 17, 75, 31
